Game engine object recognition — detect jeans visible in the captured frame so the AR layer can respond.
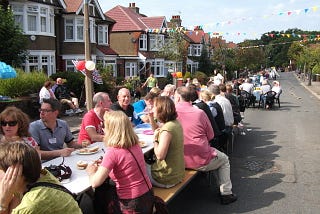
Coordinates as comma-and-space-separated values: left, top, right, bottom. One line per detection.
196, 149, 233, 195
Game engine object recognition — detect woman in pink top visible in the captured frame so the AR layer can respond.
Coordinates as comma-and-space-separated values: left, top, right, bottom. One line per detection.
86, 111, 153, 213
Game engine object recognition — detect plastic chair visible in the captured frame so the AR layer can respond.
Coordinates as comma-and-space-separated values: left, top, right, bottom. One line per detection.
258, 91, 277, 109
274, 90, 282, 108
239, 90, 255, 108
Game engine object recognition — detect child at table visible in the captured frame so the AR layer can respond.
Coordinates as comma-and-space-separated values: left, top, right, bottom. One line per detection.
86, 111, 154, 213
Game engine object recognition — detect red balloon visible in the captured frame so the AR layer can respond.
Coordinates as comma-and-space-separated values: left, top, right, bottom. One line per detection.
76, 60, 85, 71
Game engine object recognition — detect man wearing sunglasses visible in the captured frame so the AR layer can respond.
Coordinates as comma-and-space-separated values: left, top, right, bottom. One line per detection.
29, 98, 82, 161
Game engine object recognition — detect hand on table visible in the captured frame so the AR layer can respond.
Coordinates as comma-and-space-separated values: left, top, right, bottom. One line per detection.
59, 148, 75, 157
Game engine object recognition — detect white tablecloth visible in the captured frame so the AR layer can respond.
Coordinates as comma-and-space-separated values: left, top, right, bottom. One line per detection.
42, 125, 154, 194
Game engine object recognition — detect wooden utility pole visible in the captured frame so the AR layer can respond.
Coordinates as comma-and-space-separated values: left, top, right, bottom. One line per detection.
84, 0, 93, 110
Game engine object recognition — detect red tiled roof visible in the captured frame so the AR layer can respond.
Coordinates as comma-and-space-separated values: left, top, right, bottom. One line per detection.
64, 0, 82, 13
184, 30, 208, 43
97, 45, 118, 55
106, 5, 165, 32
140, 16, 166, 29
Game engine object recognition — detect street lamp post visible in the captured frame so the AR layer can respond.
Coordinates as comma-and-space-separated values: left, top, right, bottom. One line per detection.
84, 0, 93, 110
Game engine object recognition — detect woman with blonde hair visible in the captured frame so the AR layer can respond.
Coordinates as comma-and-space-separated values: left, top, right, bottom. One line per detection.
86, 111, 153, 213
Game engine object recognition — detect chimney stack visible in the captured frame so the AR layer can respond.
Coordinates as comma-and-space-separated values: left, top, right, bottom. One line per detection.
129, 2, 139, 14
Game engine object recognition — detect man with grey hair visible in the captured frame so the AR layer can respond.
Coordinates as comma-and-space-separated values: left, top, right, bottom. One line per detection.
77, 92, 112, 145
111, 88, 134, 122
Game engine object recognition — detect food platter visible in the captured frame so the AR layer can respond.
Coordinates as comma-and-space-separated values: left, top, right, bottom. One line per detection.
76, 150, 99, 155
76, 146, 100, 155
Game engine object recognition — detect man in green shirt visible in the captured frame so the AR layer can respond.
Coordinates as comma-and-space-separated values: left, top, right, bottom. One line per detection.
143, 73, 158, 92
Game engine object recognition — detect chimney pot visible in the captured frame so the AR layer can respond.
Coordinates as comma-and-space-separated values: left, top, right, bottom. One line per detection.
132, 3, 136, 7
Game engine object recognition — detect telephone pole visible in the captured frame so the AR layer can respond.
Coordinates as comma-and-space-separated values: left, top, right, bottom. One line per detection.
84, 0, 93, 110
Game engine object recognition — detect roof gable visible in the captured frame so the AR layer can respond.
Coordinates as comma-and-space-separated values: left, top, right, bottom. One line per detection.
184, 30, 209, 44
64, 0, 107, 20
106, 5, 166, 32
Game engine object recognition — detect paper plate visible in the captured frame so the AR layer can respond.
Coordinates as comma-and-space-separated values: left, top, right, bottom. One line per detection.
142, 130, 154, 135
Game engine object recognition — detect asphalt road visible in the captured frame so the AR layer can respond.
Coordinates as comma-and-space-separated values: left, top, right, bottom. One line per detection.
168, 72, 320, 214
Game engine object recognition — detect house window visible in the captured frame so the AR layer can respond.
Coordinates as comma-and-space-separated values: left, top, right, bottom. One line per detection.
12, 5, 23, 29
65, 18, 84, 41
98, 26, 108, 44
66, 59, 77, 72
90, 19, 96, 43
150, 60, 164, 76
149, 34, 164, 51
11, 3, 54, 36
139, 34, 147, 51
125, 62, 137, 77
23, 51, 55, 76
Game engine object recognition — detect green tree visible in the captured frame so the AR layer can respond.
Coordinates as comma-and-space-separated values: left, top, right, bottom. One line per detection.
157, 31, 188, 73
198, 46, 212, 75
0, 6, 27, 66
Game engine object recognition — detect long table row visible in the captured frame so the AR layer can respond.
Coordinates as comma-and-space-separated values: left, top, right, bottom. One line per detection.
42, 124, 154, 194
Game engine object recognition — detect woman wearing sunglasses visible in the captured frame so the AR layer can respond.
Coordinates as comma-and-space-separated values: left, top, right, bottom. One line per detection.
0, 106, 38, 149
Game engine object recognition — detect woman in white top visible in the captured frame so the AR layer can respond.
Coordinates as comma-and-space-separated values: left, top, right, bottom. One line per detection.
272, 81, 282, 98
261, 79, 271, 94
39, 81, 56, 104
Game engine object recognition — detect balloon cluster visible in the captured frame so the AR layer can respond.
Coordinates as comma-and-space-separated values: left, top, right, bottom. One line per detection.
75, 60, 96, 71
0, 61, 17, 79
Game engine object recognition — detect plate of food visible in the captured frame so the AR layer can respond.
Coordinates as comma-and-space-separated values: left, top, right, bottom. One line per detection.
77, 146, 100, 155
139, 140, 148, 148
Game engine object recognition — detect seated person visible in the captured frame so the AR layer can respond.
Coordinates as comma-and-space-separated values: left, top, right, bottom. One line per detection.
174, 86, 237, 205
78, 92, 112, 145
0, 142, 81, 213
111, 88, 134, 123
86, 111, 154, 213
39, 81, 56, 104
29, 98, 82, 161
147, 96, 185, 188
272, 81, 282, 98
132, 92, 158, 126
260, 79, 271, 94
160, 84, 176, 100
53, 78, 83, 114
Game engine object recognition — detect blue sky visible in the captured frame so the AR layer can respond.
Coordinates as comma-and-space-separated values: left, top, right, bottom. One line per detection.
100, 0, 320, 43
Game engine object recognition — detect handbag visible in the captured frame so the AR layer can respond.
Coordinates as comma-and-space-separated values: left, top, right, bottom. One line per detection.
44, 157, 72, 181
128, 149, 169, 214
144, 148, 157, 165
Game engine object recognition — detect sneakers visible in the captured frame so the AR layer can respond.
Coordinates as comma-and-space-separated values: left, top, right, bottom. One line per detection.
74, 108, 83, 114
220, 193, 237, 205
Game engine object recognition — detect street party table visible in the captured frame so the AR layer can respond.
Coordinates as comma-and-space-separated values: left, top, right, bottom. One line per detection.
42, 124, 154, 194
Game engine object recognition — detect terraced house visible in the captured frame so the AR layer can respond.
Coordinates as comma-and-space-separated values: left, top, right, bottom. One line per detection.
6, 0, 212, 79
7, 0, 116, 76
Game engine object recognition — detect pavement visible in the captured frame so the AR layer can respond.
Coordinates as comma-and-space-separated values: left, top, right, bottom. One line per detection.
62, 71, 320, 139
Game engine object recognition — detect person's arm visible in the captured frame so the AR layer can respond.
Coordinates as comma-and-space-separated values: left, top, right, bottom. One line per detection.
154, 129, 171, 160
39, 148, 75, 160
86, 164, 110, 188
86, 127, 104, 142
67, 140, 82, 149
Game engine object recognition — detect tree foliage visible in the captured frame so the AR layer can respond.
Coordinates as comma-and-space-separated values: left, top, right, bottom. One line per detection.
0, 6, 27, 66
198, 46, 212, 75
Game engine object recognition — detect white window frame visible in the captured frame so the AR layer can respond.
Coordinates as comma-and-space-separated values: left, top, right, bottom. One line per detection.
90, 18, 96, 43
125, 62, 137, 77
149, 59, 164, 77
11, 3, 54, 36
98, 25, 108, 45
149, 34, 164, 51
23, 51, 55, 76
139, 34, 147, 51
